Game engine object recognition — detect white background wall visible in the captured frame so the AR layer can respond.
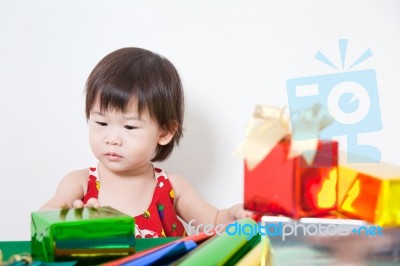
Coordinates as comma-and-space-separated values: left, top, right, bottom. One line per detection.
1, 0, 399, 240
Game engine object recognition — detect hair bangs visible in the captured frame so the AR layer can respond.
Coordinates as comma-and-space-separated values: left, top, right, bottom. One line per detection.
97, 84, 133, 114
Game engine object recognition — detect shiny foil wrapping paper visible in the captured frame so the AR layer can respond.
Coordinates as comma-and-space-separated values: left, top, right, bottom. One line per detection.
339, 159, 400, 226
31, 206, 135, 263
244, 138, 338, 219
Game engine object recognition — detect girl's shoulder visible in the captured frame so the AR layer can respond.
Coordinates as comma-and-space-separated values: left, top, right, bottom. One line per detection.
162, 171, 182, 182
61, 168, 91, 185
161, 172, 193, 196
157, 169, 180, 182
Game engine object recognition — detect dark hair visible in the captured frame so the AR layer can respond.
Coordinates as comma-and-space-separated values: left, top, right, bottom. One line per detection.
85, 47, 184, 161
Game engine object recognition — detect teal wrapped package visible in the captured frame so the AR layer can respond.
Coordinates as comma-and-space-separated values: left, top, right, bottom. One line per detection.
31, 206, 135, 263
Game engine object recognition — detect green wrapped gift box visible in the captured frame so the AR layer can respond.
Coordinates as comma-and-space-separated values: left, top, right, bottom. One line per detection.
31, 206, 135, 263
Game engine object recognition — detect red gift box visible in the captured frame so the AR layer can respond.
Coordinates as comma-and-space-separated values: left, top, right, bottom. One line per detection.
244, 137, 338, 219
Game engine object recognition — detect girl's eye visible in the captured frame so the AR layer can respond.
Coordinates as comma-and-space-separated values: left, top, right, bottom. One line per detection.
96, 122, 108, 126
124, 125, 137, 130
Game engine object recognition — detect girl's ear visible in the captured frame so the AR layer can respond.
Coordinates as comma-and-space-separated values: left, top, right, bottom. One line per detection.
158, 122, 177, 146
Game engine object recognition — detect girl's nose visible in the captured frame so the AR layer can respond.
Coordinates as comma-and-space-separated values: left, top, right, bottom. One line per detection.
106, 138, 122, 145
105, 134, 122, 146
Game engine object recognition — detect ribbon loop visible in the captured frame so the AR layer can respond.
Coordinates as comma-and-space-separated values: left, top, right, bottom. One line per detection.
234, 103, 333, 170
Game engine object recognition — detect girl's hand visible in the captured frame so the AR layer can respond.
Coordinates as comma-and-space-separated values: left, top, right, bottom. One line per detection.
229, 203, 253, 220
44, 198, 100, 211
72, 198, 100, 209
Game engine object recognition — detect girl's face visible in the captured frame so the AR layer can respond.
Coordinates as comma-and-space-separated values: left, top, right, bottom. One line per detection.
88, 99, 172, 174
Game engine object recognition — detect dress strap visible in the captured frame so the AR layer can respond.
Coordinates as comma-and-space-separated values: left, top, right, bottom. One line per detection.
82, 166, 100, 204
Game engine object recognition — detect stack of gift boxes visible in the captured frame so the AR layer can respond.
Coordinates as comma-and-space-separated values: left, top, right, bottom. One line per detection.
237, 104, 400, 226
31, 207, 136, 263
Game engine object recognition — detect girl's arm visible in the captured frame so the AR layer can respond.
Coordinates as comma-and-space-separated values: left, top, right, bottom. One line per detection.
39, 170, 87, 210
168, 173, 252, 227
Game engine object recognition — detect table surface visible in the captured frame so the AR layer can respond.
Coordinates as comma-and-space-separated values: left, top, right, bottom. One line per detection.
2, 234, 400, 266
0, 238, 178, 265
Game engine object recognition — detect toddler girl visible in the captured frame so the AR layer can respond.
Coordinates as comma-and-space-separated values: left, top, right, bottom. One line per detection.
40, 47, 251, 238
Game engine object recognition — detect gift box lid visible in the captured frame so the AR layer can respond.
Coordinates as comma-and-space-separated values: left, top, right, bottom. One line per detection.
339, 151, 400, 180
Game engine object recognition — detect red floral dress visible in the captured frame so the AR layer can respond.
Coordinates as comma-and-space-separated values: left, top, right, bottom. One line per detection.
82, 166, 186, 238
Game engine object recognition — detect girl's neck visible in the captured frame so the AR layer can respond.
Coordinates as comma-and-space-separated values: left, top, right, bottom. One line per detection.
97, 163, 154, 181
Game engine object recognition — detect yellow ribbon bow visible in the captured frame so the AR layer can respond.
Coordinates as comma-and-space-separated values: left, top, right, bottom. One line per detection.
233, 103, 334, 170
